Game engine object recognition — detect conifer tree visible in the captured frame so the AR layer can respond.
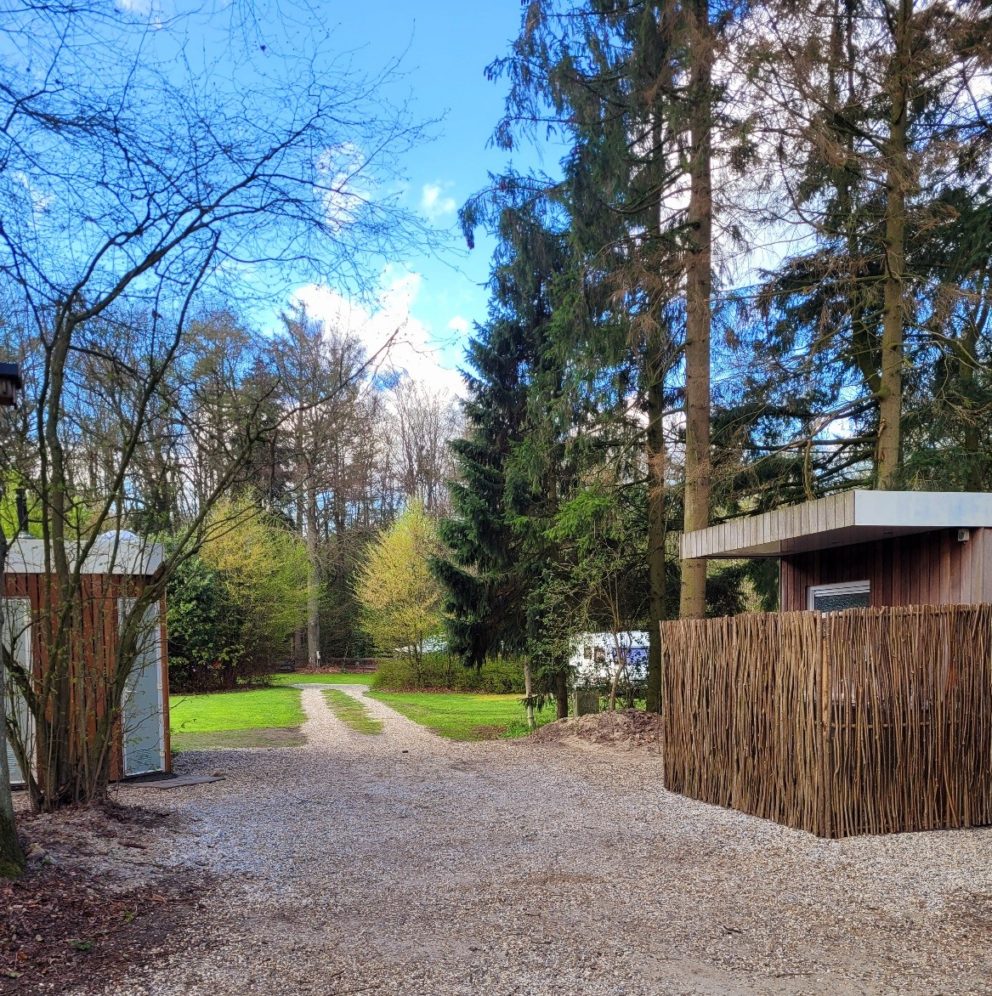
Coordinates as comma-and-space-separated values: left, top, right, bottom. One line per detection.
746, 0, 992, 490
435, 202, 575, 717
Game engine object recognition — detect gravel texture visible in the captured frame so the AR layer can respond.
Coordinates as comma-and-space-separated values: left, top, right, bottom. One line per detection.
90, 685, 992, 995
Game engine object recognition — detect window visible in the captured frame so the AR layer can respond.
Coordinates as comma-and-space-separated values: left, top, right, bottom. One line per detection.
807, 580, 870, 613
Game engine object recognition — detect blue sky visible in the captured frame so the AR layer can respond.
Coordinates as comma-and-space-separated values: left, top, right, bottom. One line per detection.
11, 0, 547, 394
289, 0, 548, 395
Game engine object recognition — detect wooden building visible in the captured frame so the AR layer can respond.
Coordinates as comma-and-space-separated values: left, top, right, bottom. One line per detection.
667, 491, 992, 837
2, 533, 171, 786
680, 490, 992, 611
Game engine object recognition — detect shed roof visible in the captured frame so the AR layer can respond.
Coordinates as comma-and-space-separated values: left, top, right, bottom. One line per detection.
681, 490, 992, 560
3, 535, 164, 576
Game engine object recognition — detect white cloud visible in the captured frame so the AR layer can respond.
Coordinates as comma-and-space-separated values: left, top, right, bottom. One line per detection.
114, 0, 165, 25
294, 268, 464, 399
447, 315, 469, 334
317, 142, 369, 231
420, 182, 457, 222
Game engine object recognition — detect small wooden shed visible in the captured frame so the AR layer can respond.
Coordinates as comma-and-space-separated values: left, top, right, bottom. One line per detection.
681, 490, 992, 611
2, 533, 171, 786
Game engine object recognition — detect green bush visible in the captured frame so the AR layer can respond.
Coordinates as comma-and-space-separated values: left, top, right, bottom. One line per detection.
167, 552, 247, 692
370, 652, 527, 693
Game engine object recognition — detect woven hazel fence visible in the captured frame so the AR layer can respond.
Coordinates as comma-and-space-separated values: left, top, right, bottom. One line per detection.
662, 605, 992, 838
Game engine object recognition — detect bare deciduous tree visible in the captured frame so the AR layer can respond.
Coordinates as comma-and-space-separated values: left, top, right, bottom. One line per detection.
0, 1, 431, 809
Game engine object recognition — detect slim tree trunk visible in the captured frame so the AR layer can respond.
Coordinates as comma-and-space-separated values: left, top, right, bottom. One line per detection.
958, 314, 983, 491
680, 0, 713, 618
305, 482, 321, 667
0, 536, 25, 877
523, 658, 535, 731
554, 669, 568, 720
876, 0, 912, 490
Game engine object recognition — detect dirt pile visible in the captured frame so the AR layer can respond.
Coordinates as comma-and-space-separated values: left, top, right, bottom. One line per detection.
529, 708, 662, 750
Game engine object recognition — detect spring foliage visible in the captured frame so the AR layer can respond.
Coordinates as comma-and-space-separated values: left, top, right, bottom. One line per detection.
169, 497, 309, 686
355, 502, 445, 662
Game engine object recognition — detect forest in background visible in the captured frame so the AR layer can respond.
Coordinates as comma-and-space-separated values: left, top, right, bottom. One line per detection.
1, 302, 459, 690
0, 1, 990, 824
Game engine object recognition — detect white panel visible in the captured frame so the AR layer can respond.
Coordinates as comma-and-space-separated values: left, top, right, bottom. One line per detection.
683, 491, 992, 560
1, 598, 33, 785
856, 490, 992, 528
4, 536, 164, 576
119, 599, 165, 777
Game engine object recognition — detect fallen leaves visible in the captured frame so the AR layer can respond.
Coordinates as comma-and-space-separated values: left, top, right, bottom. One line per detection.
0, 803, 206, 995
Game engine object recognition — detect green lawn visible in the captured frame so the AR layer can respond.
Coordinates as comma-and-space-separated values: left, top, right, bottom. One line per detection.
367, 691, 554, 741
323, 689, 383, 735
170, 687, 306, 750
269, 672, 374, 686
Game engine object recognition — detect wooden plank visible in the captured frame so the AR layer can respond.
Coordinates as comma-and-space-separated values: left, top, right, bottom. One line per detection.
977, 528, 991, 603
939, 531, 953, 605
958, 527, 973, 604
891, 537, 903, 606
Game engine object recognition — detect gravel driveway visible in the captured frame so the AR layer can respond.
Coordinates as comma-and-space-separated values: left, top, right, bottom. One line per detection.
104, 685, 992, 996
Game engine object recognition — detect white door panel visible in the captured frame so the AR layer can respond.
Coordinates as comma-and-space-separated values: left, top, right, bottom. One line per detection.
119, 598, 165, 776
1, 598, 33, 786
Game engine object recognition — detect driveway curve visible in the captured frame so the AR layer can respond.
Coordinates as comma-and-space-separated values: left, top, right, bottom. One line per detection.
104, 685, 992, 995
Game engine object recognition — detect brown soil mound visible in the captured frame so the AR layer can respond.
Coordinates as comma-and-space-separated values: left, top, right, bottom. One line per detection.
529, 708, 662, 750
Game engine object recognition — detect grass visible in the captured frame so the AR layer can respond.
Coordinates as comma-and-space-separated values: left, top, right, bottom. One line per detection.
322, 689, 383, 735
367, 691, 555, 741
170, 686, 306, 751
268, 672, 373, 686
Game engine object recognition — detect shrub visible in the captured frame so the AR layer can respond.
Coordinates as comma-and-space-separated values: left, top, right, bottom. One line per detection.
167, 552, 246, 692
370, 653, 527, 693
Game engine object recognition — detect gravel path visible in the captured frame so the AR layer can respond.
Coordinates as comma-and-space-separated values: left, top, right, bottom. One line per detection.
101, 685, 992, 996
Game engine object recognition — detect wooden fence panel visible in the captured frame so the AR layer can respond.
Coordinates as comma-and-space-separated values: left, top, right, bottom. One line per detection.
663, 605, 992, 838
662, 611, 824, 835
825, 605, 992, 836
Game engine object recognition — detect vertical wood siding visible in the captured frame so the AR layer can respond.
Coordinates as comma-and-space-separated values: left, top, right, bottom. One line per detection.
2, 573, 169, 781
780, 527, 992, 611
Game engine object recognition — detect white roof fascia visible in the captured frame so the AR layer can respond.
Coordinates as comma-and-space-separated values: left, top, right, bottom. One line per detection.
681, 491, 992, 560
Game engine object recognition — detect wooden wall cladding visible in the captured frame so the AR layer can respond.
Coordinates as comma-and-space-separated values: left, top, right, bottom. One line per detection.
780, 528, 992, 611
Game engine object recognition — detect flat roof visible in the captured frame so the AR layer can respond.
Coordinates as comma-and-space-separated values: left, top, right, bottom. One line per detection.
681, 490, 992, 560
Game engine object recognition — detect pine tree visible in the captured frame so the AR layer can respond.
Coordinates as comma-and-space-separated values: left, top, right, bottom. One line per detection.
746, 0, 992, 492
435, 202, 576, 716
433, 317, 531, 668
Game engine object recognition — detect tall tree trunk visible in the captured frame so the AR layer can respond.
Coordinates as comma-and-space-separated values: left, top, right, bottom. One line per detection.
680, 0, 713, 618
39, 314, 76, 808
646, 336, 667, 713
958, 312, 983, 491
876, 0, 912, 490
0, 536, 25, 878
305, 481, 321, 668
